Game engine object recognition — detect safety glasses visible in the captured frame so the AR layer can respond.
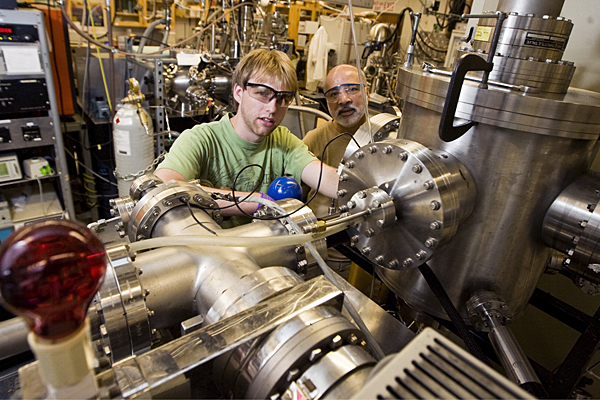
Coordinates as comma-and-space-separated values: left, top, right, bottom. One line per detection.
244, 82, 295, 108
324, 83, 362, 102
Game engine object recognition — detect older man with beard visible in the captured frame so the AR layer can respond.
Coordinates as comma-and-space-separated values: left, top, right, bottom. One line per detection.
303, 64, 368, 217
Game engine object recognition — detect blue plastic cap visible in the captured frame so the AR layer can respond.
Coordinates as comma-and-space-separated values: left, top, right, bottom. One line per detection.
268, 176, 303, 200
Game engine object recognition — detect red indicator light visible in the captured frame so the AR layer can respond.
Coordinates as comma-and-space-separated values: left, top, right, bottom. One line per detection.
0, 220, 107, 340
0, 28, 13, 34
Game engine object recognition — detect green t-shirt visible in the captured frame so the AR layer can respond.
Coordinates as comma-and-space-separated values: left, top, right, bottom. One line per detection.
157, 114, 317, 225
302, 121, 352, 217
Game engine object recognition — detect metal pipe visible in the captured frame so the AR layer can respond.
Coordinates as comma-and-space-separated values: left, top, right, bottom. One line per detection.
0, 318, 30, 361
497, 0, 564, 17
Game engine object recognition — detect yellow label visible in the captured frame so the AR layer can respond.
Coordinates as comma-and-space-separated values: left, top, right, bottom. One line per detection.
474, 26, 493, 42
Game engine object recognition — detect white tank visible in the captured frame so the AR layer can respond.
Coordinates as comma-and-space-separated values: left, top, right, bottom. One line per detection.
113, 103, 155, 197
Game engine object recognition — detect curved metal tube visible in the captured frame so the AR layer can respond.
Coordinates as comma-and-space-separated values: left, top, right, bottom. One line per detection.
288, 105, 333, 122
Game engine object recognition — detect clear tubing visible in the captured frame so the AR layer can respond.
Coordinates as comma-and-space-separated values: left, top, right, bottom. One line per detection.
254, 197, 386, 360
128, 222, 348, 253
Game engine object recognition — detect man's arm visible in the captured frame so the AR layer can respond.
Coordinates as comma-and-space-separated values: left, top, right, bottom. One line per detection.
154, 168, 260, 216
301, 160, 339, 200
154, 168, 186, 182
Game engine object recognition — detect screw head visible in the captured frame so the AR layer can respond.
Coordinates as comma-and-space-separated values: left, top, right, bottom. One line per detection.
416, 250, 427, 260
365, 228, 375, 238
337, 189, 348, 197
383, 146, 393, 154
346, 161, 355, 168
375, 255, 385, 264
430, 221, 441, 230
412, 164, 422, 173
430, 200, 441, 210
424, 238, 438, 248
350, 235, 359, 245
388, 259, 399, 268
355, 151, 365, 159
369, 146, 378, 154
339, 174, 348, 182
399, 152, 408, 161
402, 258, 414, 268
376, 219, 384, 227
163, 200, 172, 207
423, 180, 434, 190
347, 200, 356, 209
357, 191, 366, 199
361, 247, 371, 255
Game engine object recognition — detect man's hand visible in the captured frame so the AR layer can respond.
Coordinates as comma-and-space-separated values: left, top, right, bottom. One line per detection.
301, 160, 340, 199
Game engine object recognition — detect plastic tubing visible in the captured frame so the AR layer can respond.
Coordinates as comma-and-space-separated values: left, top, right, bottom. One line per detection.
128, 222, 348, 253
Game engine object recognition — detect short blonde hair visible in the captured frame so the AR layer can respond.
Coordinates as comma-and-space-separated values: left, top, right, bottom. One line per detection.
232, 49, 298, 93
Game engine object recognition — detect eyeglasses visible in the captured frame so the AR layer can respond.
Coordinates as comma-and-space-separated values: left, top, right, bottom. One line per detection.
244, 82, 295, 108
324, 83, 362, 102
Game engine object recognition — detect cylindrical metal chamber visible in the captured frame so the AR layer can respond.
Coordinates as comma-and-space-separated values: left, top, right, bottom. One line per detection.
393, 67, 600, 320
497, 0, 564, 17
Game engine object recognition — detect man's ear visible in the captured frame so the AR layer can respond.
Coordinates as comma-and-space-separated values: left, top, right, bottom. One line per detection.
233, 83, 243, 104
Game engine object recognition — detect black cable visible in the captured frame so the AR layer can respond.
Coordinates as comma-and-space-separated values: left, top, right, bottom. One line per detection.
184, 199, 218, 235
416, 30, 448, 53
200, 132, 361, 221
418, 262, 491, 366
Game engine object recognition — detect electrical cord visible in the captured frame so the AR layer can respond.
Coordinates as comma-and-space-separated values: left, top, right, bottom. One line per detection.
64, 147, 118, 187
226, 132, 361, 221
184, 199, 218, 235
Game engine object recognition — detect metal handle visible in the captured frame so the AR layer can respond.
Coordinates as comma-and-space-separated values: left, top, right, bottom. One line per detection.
438, 54, 493, 142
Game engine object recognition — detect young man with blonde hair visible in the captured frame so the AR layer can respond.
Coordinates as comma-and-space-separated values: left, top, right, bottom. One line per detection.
155, 49, 340, 225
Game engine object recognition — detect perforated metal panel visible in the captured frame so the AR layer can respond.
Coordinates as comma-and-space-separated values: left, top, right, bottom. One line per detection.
352, 328, 536, 399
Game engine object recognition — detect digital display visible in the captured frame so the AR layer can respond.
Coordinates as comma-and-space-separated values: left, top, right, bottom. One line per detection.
0, 27, 13, 34
0, 163, 8, 177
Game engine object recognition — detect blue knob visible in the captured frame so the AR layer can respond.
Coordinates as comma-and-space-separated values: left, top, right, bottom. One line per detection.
268, 176, 303, 200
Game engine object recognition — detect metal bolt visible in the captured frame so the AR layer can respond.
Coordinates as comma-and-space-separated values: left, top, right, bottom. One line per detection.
104, 346, 111, 355
142, 224, 148, 230
287, 369, 300, 382
350, 235, 359, 245
355, 151, 365, 159
119, 231, 126, 238
331, 335, 343, 349
163, 200, 172, 207
365, 228, 375, 238
580, 220, 588, 228
402, 258, 413, 268
430, 200, 441, 210
359, 340, 367, 347
399, 152, 408, 161
137, 269, 143, 275
109, 199, 116, 207
147, 310, 155, 317
144, 289, 150, 297
339, 205, 349, 213
412, 164, 422, 173
136, 235, 145, 241
151, 329, 157, 335
416, 250, 427, 260
375, 255, 385, 264
152, 209, 159, 216
347, 200, 356, 209
388, 259, 399, 269
423, 180, 434, 190
339, 174, 348, 182
425, 238, 438, 248
347, 333, 359, 344
361, 247, 371, 255
100, 324, 108, 336
369, 146, 378, 154
383, 145, 393, 154
346, 160, 355, 168
376, 219, 384, 227
430, 221, 441, 230
358, 191, 366, 199
110, 208, 117, 216
309, 348, 322, 362
373, 200, 381, 208
337, 189, 348, 197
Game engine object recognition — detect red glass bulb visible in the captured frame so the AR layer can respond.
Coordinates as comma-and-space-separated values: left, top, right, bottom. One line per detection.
0, 220, 107, 340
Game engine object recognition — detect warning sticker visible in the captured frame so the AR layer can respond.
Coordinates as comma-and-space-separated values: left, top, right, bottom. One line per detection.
114, 129, 132, 156
474, 26, 493, 42
523, 33, 566, 50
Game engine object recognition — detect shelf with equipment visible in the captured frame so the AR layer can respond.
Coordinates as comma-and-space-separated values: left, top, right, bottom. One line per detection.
0, 8, 75, 242
271, 1, 337, 50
